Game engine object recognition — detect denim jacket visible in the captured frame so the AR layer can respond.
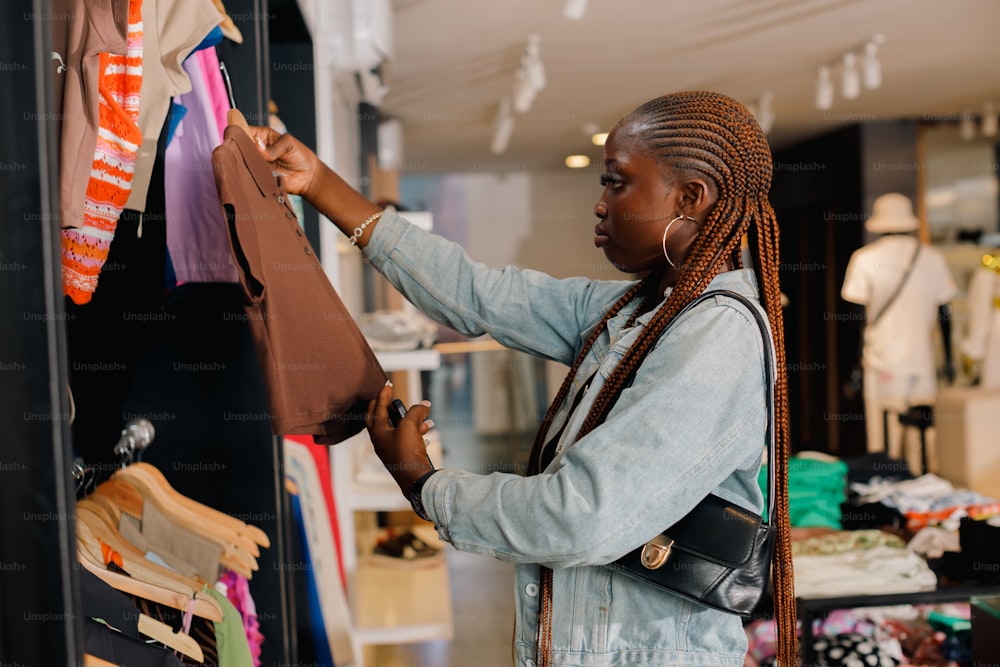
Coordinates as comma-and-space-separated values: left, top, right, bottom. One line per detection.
364, 211, 772, 666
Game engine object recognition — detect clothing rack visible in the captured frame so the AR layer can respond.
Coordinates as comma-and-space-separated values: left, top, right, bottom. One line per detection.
0, 1, 299, 665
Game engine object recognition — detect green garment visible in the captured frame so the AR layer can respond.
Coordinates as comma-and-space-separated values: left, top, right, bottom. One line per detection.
203, 586, 253, 667
757, 455, 848, 528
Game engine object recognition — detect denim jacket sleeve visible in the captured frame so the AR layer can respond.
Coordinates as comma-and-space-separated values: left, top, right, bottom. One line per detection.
422, 295, 769, 569
362, 210, 635, 365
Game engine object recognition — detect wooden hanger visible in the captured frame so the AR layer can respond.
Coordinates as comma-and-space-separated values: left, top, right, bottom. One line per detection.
126, 462, 269, 548
95, 475, 259, 578
211, 0, 244, 44
114, 465, 264, 561
76, 501, 207, 597
111, 469, 259, 573
76, 547, 223, 622
83, 655, 120, 667
138, 614, 204, 662
92, 477, 144, 518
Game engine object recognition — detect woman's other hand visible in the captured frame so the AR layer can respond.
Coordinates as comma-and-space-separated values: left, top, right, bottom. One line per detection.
366, 383, 436, 495
248, 126, 321, 198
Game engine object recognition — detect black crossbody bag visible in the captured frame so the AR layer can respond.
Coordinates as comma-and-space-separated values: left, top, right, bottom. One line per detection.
607, 289, 777, 617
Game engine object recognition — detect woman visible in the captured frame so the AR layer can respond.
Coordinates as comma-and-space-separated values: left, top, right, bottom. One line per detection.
251, 90, 796, 667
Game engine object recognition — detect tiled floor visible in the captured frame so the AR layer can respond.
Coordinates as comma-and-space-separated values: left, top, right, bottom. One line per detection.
364, 354, 539, 666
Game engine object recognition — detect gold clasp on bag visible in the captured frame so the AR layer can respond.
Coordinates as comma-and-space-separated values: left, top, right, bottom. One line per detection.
640, 535, 674, 570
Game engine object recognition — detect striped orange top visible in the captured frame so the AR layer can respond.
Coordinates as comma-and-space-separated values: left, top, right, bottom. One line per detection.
62, 0, 143, 305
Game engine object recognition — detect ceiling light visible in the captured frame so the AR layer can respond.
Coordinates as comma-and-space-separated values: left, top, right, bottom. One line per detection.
756, 91, 775, 134
815, 65, 834, 111
511, 35, 546, 113
841, 53, 861, 100
525, 35, 546, 91
862, 39, 882, 90
982, 101, 997, 137
564, 0, 588, 20
959, 109, 977, 141
512, 64, 536, 113
565, 155, 590, 168
491, 97, 514, 154
591, 132, 608, 146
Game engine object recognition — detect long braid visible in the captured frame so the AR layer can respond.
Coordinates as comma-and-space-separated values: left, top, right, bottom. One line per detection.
533, 92, 797, 667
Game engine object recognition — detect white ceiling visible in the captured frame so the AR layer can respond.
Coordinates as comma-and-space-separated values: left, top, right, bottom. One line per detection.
380, 0, 1000, 173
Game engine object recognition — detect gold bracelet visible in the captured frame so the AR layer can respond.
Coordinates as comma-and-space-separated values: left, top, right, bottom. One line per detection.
349, 211, 384, 247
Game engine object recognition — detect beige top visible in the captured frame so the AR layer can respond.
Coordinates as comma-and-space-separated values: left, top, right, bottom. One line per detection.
54, 0, 129, 229
124, 0, 223, 212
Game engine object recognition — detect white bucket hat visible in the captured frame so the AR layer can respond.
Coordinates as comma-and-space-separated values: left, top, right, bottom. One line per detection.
865, 193, 920, 234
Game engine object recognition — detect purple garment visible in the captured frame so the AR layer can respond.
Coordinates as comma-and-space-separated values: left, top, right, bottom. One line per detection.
164, 55, 239, 284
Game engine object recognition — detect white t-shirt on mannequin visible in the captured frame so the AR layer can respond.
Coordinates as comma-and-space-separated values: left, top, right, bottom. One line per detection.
960, 257, 1000, 389
842, 234, 957, 403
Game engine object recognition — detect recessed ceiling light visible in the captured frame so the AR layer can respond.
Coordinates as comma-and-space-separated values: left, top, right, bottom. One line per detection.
565, 155, 590, 168
591, 132, 608, 146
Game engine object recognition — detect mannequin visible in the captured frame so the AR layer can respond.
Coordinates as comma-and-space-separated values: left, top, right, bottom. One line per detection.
960, 248, 1000, 388
841, 193, 957, 472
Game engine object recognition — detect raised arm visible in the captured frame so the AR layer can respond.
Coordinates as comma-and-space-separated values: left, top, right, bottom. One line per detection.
247, 126, 384, 247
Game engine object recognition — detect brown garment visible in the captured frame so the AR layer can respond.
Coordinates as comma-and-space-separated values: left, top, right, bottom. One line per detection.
211, 126, 387, 444
53, 0, 130, 229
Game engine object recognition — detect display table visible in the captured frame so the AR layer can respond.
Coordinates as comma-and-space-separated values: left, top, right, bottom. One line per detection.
798, 585, 1000, 665
935, 386, 1000, 499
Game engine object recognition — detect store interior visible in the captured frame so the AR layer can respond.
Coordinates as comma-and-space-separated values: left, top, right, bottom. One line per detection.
3, 0, 1000, 665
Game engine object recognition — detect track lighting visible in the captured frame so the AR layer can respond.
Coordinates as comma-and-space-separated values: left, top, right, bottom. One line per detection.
815, 65, 834, 111
512, 35, 546, 113
815, 35, 884, 111
491, 97, 514, 155
564, 0, 588, 20
841, 53, 861, 100
862, 38, 882, 90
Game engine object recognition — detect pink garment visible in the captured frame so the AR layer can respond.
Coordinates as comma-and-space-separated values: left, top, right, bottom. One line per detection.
195, 47, 229, 139
219, 569, 264, 667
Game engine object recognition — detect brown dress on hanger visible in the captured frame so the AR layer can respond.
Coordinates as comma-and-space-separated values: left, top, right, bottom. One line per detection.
212, 125, 387, 445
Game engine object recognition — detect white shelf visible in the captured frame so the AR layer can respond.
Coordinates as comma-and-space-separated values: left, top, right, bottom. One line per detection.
350, 480, 411, 511
375, 348, 441, 372
350, 526, 454, 645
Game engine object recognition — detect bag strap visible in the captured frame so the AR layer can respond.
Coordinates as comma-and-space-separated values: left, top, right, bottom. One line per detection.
618, 290, 777, 525
869, 237, 921, 327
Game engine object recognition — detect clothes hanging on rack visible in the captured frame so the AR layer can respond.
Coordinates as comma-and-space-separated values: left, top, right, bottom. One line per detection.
51, 0, 129, 232
124, 0, 224, 213
61, 0, 143, 304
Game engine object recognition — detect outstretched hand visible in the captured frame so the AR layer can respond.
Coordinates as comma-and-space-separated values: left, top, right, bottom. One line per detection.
248, 126, 322, 199
366, 383, 436, 495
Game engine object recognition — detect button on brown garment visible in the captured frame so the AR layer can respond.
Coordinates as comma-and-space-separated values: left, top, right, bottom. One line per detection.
212, 125, 386, 445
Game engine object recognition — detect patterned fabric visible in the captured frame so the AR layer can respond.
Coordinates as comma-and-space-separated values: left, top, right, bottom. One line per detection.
62, 0, 143, 304
218, 569, 264, 667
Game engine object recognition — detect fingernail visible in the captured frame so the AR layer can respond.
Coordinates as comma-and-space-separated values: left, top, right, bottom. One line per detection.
385, 380, 393, 387
420, 400, 431, 407
424, 419, 435, 429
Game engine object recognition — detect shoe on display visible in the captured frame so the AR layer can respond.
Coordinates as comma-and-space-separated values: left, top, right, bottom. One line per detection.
360, 310, 438, 351
368, 528, 443, 569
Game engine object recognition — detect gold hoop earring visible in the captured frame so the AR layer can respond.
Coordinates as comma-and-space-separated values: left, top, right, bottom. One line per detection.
662, 215, 696, 268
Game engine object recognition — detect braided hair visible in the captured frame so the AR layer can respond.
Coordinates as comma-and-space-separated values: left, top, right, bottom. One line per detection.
529, 91, 797, 666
